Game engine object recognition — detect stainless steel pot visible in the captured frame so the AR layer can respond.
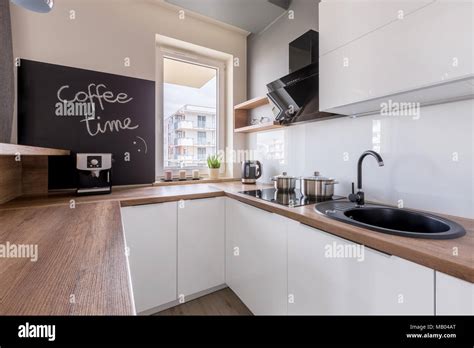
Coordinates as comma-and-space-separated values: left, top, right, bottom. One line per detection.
271, 172, 297, 191
300, 171, 338, 198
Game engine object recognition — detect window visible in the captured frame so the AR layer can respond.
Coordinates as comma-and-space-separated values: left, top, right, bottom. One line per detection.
197, 131, 206, 145
197, 147, 206, 160
161, 53, 223, 171
198, 115, 206, 128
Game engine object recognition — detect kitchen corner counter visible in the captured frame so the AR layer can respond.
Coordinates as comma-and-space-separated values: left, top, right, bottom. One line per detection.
0, 201, 134, 315
0, 184, 225, 315
0, 182, 473, 315
0, 184, 226, 211
214, 182, 474, 284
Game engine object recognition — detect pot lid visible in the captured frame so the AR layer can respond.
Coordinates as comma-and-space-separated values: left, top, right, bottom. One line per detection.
273, 171, 297, 179
302, 171, 334, 181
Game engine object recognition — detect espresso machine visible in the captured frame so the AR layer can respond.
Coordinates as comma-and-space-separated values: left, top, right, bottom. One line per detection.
76, 153, 112, 195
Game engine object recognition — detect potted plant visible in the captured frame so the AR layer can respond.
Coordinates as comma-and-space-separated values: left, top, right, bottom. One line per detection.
207, 155, 221, 180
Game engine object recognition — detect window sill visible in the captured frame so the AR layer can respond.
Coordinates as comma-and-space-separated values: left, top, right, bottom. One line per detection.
152, 177, 239, 187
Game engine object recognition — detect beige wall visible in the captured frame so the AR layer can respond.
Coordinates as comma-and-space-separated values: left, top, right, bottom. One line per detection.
10, 0, 247, 177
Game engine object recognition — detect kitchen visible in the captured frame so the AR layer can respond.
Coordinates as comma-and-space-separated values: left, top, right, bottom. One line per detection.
0, 0, 472, 345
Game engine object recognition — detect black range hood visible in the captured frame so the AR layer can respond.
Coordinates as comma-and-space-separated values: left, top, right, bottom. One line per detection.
266, 30, 340, 125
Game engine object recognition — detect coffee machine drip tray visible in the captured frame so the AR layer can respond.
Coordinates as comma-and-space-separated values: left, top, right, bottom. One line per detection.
240, 188, 344, 207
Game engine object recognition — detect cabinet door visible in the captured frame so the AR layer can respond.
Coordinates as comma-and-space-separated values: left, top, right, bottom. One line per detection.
178, 197, 225, 297
226, 198, 288, 315
319, 0, 428, 55
319, 1, 473, 114
288, 221, 434, 315
121, 202, 177, 313
436, 272, 474, 315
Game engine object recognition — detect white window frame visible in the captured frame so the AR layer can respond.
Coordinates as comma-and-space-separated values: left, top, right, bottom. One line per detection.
156, 47, 225, 178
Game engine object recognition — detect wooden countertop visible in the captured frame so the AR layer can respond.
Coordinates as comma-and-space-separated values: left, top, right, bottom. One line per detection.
0, 182, 472, 315
0, 201, 134, 315
0, 184, 226, 210
0, 184, 225, 315
0, 143, 70, 156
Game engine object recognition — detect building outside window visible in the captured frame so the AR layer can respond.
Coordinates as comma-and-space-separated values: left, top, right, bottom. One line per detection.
164, 105, 216, 168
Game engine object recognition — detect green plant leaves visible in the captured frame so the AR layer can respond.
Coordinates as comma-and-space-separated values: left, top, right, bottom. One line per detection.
207, 155, 221, 169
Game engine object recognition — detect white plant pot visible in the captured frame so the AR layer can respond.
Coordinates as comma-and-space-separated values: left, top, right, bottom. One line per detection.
208, 168, 220, 180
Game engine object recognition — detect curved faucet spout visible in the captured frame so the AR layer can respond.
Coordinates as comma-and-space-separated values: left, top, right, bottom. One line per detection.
349, 150, 384, 206
357, 150, 384, 190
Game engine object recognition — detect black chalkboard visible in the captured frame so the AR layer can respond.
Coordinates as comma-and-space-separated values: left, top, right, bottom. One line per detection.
18, 59, 155, 188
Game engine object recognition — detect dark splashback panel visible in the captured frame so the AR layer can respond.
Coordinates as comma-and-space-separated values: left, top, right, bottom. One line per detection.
17, 59, 155, 188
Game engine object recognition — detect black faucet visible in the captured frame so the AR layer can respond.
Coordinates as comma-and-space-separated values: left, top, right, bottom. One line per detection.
348, 150, 384, 206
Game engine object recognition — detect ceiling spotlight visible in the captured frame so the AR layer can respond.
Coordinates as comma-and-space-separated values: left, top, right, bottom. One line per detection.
10, 0, 54, 13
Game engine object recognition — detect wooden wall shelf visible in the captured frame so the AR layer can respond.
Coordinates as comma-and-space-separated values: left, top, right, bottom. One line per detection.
234, 96, 283, 133
0, 143, 70, 156
234, 96, 270, 110
234, 122, 283, 133
0, 143, 70, 204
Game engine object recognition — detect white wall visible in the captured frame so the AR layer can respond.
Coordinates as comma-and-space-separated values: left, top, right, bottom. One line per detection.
247, 0, 473, 218
10, 0, 247, 177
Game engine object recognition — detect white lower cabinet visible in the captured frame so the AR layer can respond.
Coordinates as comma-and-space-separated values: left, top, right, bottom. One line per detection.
121, 196, 461, 316
436, 272, 474, 315
178, 197, 225, 297
121, 202, 178, 313
121, 197, 226, 314
225, 198, 288, 315
287, 221, 434, 315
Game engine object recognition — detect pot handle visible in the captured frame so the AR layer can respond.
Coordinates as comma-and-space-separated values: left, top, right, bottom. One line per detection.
324, 181, 339, 186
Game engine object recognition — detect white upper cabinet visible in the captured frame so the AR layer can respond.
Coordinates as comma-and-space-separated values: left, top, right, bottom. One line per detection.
319, 0, 474, 115
288, 221, 434, 315
177, 197, 225, 297
226, 198, 288, 315
436, 271, 474, 315
319, 0, 431, 55
121, 202, 178, 314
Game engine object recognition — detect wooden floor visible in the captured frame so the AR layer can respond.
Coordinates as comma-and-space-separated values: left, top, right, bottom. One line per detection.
155, 288, 252, 316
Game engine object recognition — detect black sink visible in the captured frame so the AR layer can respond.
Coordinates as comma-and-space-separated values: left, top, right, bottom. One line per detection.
315, 201, 466, 239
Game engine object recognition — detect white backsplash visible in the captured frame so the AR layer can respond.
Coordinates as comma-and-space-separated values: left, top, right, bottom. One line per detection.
247, 99, 474, 218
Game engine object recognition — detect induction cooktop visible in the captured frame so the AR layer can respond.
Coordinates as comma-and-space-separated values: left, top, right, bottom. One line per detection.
239, 188, 345, 208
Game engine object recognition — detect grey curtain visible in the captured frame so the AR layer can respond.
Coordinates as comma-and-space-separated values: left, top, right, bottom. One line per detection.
0, 0, 14, 143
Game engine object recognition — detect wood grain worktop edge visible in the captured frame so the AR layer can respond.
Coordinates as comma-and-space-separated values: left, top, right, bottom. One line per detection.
1, 182, 473, 285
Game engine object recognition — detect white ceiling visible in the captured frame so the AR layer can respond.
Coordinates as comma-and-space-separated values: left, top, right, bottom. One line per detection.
164, 58, 216, 88
165, 0, 290, 33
